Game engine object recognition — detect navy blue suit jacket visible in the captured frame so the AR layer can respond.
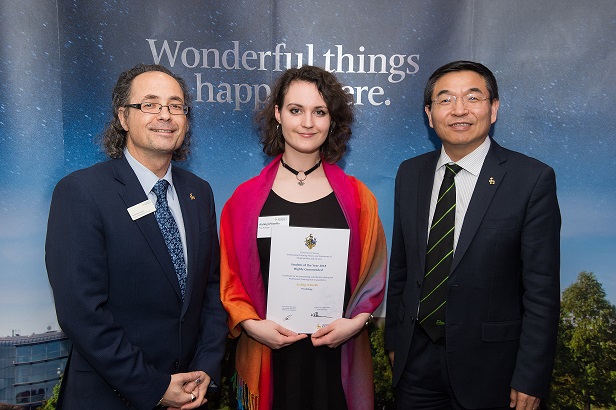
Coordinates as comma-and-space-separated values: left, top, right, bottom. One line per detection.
45, 157, 228, 410
384, 141, 561, 408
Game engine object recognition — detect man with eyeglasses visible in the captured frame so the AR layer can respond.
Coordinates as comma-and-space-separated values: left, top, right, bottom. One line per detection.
385, 61, 561, 410
45, 64, 227, 409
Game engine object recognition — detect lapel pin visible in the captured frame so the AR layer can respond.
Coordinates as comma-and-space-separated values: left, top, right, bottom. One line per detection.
189, 193, 196, 200
489, 177, 495, 185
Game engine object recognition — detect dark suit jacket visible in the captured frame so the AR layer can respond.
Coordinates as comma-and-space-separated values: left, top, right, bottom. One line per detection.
45, 157, 228, 410
384, 140, 561, 408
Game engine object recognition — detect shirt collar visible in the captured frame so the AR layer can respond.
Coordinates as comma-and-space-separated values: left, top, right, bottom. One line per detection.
436, 136, 491, 176
124, 148, 175, 197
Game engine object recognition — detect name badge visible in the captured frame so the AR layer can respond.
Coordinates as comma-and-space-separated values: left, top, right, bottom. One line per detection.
257, 215, 290, 238
127, 200, 156, 221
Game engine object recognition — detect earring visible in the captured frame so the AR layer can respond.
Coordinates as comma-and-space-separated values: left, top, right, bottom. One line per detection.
276, 123, 283, 138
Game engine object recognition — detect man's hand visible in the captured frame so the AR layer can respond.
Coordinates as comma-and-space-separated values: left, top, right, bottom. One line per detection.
160, 371, 210, 409
510, 388, 541, 410
241, 319, 307, 349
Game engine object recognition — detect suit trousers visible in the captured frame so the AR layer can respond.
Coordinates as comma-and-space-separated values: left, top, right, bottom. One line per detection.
395, 323, 510, 410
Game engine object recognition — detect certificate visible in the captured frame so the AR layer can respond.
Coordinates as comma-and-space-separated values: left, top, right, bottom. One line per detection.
266, 225, 350, 334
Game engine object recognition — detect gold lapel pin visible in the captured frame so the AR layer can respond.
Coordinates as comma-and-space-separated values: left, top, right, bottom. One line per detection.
489, 177, 495, 185
189, 193, 196, 200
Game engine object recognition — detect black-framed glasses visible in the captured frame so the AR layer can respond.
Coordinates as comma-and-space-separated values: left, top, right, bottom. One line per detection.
125, 102, 189, 115
431, 94, 490, 108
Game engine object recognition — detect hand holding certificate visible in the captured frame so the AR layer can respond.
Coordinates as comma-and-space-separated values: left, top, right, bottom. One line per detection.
241, 318, 307, 350
266, 226, 350, 334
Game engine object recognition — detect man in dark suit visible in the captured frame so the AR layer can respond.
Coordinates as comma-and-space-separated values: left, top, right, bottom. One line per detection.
45, 64, 228, 409
384, 61, 561, 410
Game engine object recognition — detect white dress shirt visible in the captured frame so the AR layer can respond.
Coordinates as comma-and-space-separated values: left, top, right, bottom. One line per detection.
124, 149, 188, 265
428, 137, 491, 251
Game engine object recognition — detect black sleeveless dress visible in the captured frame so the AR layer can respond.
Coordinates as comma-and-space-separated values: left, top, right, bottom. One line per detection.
257, 190, 350, 410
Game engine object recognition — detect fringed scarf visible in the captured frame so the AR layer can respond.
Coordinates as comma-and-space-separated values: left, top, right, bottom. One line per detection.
220, 155, 387, 410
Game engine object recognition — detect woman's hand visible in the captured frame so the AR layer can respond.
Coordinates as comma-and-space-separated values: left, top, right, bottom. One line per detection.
241, 319, 308, 349
310, 312, 371, 348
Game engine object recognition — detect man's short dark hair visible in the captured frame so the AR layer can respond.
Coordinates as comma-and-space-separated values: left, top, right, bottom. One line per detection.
424, 60, 499, 108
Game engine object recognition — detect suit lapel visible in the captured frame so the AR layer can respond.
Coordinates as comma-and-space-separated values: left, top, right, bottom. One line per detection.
112, 158, 183, 300
173, 169, 199, 315
451, 142, 507, 273
418, 153, 439, 274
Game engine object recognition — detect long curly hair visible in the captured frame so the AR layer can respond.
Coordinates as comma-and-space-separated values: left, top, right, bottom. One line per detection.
256, 66, 354, 164
99, 64, 192, 161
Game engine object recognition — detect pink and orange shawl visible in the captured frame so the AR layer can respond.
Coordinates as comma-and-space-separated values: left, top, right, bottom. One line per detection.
220, 156, 387, 410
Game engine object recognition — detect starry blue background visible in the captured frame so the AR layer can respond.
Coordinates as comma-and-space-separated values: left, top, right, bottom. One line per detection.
1, 0, 614, 336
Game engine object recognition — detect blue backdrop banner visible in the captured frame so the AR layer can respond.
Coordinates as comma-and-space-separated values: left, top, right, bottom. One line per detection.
1, 0, 615, 343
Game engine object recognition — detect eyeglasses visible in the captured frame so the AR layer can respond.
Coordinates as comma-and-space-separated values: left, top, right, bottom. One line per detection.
431, 94, 490, 108
125, 102, 189, 115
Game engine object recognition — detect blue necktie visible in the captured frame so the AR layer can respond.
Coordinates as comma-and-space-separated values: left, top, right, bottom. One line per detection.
152, 179, 186, 299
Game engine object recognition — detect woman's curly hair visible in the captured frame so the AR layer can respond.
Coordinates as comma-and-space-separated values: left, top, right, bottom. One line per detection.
256, 66, 354, 164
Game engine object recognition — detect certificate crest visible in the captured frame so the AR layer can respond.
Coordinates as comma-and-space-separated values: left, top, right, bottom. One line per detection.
304, 234, 317, 250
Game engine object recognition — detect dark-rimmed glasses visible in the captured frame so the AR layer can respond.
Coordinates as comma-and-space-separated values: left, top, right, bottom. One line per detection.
125, 102, 189, 115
